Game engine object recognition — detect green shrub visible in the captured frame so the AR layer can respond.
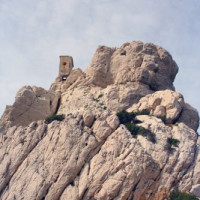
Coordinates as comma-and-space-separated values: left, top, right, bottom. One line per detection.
117, 109, 150, 124
125, 122, 145, 137
135, 109, 150, 115
117, 110, 136, 124
167, 138, 180, 147
45, 114, 65, 124
117, 110, 156, 143
165, 137, 180, 154
169, 189, 198, 200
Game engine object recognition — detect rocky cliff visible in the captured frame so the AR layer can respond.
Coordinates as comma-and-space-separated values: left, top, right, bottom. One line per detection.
0, 41, 199, 200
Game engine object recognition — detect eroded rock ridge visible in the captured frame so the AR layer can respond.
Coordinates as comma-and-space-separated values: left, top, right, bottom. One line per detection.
0, 41, 199, 200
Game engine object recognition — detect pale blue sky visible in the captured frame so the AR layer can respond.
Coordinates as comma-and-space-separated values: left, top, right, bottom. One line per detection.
0, 0, 200, 128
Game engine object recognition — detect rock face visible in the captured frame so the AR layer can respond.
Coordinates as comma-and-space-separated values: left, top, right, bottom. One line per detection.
0, 41, 199, 200
0, 86, 60, 127
85, 42, 178, 90
128, 90, 199, 131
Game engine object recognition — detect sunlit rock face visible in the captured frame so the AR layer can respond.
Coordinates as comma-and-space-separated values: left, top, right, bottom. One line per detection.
0, 41, 199, 200
85, 41, 178, 90
1, 86, 60, 127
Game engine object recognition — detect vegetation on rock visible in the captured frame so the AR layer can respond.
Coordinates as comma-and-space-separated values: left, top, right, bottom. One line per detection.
117, 110, 136, 124
165, 137, 180, 154
45, 114, 65, 124
117, 110, 156, 143
0, 41, 199, 200
169, 189, 198, 200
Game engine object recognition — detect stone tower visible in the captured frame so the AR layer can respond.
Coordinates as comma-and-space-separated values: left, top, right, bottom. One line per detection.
59, 56, 74, 81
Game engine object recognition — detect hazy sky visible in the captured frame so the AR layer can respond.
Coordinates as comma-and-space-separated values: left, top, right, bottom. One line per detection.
0, 0, 200, 126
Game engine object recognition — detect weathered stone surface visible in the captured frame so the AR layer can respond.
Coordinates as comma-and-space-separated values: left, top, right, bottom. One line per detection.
102, 82, 153, 112
1, 86, 60, 126
85, 41, 178, 90
51, 68, 85, 92
128, 90, 199, 131
191, 184, 200, 197
0, 112, 119, 200
177, 103, 199, 132
178, 137, 200, 192
0, 114, 199, 200
55, 82, 152, 121
0, 41, 199, 200
83, 111, 95, 127
106, 114, 119, 130
128, 90, 184, 123
85, 46, 115, 88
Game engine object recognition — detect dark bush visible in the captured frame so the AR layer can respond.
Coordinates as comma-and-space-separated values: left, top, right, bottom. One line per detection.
117, 110, 136, 124
45, 114, 65, 124
135, 109, 150, 115
167, 138, 180, 147
125, 122, 145, 137
169, 189, 198, 200
165, 137, 180, 154
117, 110, 156, 143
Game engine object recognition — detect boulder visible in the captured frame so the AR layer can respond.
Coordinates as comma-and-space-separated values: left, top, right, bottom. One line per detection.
1, 86, 60, 126
85, 41, 178, 90
128, 90, 184, 124
128, 90, 199, 131
83, 111, 95, 127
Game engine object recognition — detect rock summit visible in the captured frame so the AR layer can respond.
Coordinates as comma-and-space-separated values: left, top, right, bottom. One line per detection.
0, 41, 199, 200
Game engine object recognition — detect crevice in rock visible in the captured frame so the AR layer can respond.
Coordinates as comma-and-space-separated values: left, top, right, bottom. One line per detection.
173, 107, 183, 124
82, 188, 89, 200
0, 125, 48, 196
40, 185, 50, 200
57, 129, 116, 200
35, 133, 63, 200
54, 97, 61, 114
69, 181, 75, 186
168, 152, 180, 174
129, 179, 141, 199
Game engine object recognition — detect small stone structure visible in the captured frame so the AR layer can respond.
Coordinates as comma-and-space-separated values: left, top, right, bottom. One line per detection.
59, 56, 74, 81
50, 55, 85, 92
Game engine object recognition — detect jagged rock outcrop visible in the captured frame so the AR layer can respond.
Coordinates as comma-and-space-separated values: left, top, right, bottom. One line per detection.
85, 42, 178, 90
0, 41, 199, 200
0, 86, 60, 127
128, 90, 199, 131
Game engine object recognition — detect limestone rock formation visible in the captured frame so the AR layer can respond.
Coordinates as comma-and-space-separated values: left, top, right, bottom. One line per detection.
0, 41, 199, 200
85, 42, 178, 90
0, 86, 60, 127
128, 89, 199, 131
